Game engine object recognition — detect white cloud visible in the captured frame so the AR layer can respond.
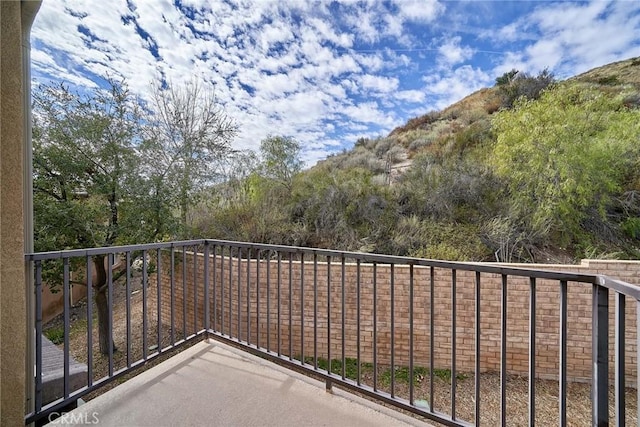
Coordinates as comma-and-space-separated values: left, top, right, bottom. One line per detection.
423, 65, 492, 109
395, 90, 426, 104
30, 0, 640, 165
342, 102, 396, 127
525, 39, 562, 72
358, 74, 399, 93
438, 36, 474, 67
395, 0, 444, 23
491, 0, 640, 77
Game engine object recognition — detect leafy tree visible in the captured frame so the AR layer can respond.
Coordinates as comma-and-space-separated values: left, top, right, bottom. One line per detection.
495, 69, 519, 86
498, 68, 556, 108
33, 79, 144, 354
259, 135, 303, 190
142, 79, 237, 235
491, 83, 640, 244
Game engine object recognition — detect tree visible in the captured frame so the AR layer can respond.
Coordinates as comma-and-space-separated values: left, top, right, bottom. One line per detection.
142, 79, 237, 235
259, 135, 303, 190
491, 83, 640, 243
495, 69, 519, 86
497, 68, 556, 109
33, 79, 144, 354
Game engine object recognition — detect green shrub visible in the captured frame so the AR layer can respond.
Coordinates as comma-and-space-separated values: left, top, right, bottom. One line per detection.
302, 357, 367, 380
596, 75, 621, 86
498, 68, 556, 109
622, 217, 640, 239
45, 326, 65, 345
379, 366, 466, 386
495, 69, 519, 86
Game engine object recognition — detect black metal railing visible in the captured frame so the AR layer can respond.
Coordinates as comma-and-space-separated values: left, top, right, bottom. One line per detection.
25, 239, 640, 426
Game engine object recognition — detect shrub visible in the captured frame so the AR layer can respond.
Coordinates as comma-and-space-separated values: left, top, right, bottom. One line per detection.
45, 326, 65, 345
407, 222, 491, 261
622, 217, 640, 239
386, 145, 407, 164
373, 138, 393, 158
495, 69, 519, 86
390, 111, 441, 136
498, 68, 556, 109
596, 75, 621, 86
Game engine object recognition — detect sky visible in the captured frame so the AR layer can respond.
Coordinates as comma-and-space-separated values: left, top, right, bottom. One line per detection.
31, 0, 640, 165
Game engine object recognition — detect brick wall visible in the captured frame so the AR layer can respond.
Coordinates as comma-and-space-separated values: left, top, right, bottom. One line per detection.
160, 253, 639, 384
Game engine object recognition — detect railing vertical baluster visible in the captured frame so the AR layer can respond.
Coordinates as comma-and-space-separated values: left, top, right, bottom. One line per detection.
357, 259, 362, 386
220, 246, 225, 334
592, 283, 609, 426
256, 250, 260, 349
63, 257, 70, 398
475, 271, 481, 426
451, 268, 457, 420
143, 250, 148, 360
341, 256, 346, 380
213, 245, 217, 332
300, 253, 305, 364
34, 260, 43, 413
373, 262, 378, 392
204, 242, 210, 335
327, 256, 332, 382
228, 247, 233, 338
529, 277, 536, 427
288, 252, 293, 360
500, 274, 507, 427
182, 247, 187, 339
313, 253, 318, 370
430, 266, 435, 410
615, 292, 625, 427
267, 250, 271, 351
86, 256, 93, 387
193, 248, 198, 335
247, 247, 251, 343
409, 264, 414, 405
107, 253, 114, 377
559, 280, 567, 427
637, 300, 640, 425
391, 263, 395, 398
157, 249, 162, 352
238, 248, 242, 340
170, 249, 175, 343
277, 251, 282, 356
126, 251, 132, 367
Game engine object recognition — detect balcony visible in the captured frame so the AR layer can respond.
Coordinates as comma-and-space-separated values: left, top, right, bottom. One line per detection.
26, 239, 640, 426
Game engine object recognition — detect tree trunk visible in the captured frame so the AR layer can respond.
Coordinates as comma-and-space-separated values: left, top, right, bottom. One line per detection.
93, 255, 117, 355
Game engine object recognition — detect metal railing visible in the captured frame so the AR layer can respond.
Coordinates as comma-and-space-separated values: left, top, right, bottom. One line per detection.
25, 239, 640, 426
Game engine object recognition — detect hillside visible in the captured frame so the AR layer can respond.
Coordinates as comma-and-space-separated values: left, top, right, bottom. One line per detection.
197, 57, 640, 263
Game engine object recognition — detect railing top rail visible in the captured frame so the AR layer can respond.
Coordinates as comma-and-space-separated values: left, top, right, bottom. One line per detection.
25, 238, 640, 299
25, 239, 206, 261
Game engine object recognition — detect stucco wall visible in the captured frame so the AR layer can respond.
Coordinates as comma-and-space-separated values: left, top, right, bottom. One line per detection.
1, 1, 41, 424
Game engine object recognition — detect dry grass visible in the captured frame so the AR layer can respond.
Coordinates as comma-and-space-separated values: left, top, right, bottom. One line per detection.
45, 275, 637, 426
572, 57, 640, 88
300, 358, 637, 426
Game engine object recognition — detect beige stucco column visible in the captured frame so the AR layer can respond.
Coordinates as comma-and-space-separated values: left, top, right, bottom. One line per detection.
0, 1, 40, 425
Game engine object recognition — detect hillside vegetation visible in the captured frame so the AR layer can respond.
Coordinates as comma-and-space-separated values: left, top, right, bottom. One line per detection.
195, 57, 640, 263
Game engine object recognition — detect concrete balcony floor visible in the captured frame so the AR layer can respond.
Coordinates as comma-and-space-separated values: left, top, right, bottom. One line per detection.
48, 340, 427, 426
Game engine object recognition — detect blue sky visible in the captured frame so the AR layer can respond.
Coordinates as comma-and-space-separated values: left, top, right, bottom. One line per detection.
32, 0, 640, 165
